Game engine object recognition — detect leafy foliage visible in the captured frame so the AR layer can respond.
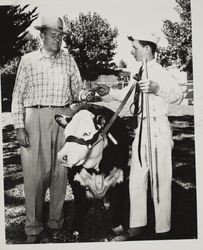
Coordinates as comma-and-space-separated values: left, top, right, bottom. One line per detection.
158, 0, 192, 73
0, 5, 38, 70
119, 59, 127, 69
1, 33, 40, 74
63, 12, 118, 81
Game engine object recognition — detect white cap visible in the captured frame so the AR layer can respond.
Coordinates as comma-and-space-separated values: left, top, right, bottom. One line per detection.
128, 32, 160, 45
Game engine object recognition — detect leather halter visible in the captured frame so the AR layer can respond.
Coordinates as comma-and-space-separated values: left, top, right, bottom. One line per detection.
65, 69, 143, 150
65, 130, 101, 149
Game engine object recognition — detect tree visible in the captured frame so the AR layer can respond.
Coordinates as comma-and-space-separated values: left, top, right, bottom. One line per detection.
63, 12, 118, 81
158, 0, 192, 73
119, 59, 127, 69
1, 33, 40, 74
0, 5, 38, 68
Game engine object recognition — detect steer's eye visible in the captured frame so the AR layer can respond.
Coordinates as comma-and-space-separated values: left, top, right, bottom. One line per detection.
83, 132, 91, 136
62, 155, 68, 161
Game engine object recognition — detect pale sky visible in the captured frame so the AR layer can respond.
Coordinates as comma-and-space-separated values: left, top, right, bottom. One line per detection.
2, 0, 180, 69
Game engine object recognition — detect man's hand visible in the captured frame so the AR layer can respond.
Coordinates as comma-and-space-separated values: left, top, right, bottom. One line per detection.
80, 89, 95, 102
138, 79, 160, 94
16, 128, 30, 148
92, 83, 110, 96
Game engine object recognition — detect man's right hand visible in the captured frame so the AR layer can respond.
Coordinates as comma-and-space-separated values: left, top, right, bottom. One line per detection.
92, 83, 110, 96
16, 128, 30, 148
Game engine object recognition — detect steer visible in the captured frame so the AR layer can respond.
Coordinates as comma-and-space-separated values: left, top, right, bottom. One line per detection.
55, 104, 130, 240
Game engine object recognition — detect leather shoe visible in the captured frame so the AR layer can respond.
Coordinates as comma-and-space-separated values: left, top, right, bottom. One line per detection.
48, 229, 61, 239
112, 232, 129, 241
26, 234, 42, 244
154, 231, 171, 240
111, 227, 145, 241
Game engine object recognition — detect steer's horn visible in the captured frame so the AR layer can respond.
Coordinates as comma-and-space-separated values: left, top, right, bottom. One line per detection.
94, 115, 106, 129
55, 114, 72, 128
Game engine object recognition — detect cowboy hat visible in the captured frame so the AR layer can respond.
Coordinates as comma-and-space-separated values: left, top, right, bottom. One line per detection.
34, 16, 68, 35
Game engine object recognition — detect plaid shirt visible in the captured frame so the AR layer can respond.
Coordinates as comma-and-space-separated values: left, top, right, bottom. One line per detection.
12, 48, 83, 129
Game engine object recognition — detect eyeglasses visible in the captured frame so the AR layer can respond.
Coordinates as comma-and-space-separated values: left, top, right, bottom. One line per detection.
48, 33, 64, 40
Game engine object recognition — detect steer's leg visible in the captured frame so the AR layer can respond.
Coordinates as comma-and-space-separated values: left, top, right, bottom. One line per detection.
68, 168, 90, 239
110, 181, 130, 233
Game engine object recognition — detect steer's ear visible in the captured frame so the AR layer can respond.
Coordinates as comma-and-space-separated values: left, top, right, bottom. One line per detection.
94, 115, 106, 129
55, 115, 72, 128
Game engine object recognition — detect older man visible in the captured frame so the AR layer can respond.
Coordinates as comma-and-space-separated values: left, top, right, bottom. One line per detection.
95, 33, 183, 240
12, 16, 93, 243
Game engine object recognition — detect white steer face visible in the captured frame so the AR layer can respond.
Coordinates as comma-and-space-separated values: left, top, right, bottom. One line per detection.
55, 110, 107, 169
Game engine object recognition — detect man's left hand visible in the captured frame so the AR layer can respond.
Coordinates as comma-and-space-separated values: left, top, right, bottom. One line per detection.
138, 79, 160, 94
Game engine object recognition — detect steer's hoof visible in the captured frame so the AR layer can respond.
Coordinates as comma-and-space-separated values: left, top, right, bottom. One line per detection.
111, 231, 130, 241
112, 225, 124, 236
72, 231, 80, 242
111, 225, 131, 241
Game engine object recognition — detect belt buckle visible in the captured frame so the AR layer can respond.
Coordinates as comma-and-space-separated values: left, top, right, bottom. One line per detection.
48, 105, 53, 109
62, 104, 69, 108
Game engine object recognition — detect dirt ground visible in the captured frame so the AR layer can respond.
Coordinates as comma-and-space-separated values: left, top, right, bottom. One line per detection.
1, 101, 197, 244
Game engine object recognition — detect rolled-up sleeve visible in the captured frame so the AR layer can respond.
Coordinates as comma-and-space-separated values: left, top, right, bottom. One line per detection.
11, 57, 28, 129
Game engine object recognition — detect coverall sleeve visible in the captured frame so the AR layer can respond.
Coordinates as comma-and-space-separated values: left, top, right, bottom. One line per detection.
155, 65, 183, 104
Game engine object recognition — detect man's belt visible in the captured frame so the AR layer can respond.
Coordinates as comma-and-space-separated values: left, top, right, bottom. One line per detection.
28, 104, 70, 109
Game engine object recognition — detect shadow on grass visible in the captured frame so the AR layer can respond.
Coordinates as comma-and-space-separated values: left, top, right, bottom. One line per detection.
170, 115, 196, 184
4, 192, 25, 206
171, 182, 197, 239
5, 217, 27, 244
4, 174, 23, 191
2, 124, 16, 142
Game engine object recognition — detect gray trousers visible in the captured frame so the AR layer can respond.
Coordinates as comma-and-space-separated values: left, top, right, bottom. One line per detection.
21, 107, 72, 236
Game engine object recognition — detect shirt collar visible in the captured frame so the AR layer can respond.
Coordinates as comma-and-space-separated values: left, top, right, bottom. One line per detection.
37, 47, 63, 61
146, 58, 156, 67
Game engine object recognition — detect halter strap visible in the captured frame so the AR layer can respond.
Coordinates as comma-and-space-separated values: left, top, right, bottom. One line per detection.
65, 131, 101, 149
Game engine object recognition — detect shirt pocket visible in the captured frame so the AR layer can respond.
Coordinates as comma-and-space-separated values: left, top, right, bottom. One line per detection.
52, 69, 70, 90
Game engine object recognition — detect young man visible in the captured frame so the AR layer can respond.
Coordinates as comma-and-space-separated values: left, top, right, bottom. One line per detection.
12, 16, 93, 244
95, 33, 183, 240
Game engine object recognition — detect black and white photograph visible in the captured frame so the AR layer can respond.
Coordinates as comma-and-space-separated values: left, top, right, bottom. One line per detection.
0, 0, 203, 249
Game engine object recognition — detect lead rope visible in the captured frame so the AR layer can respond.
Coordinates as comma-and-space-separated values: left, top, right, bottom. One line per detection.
84, 69, 144, 150
143, 59, 157, 201
100, 79, 139, 137
89, 78, 140, 150
132, 65, 144, 167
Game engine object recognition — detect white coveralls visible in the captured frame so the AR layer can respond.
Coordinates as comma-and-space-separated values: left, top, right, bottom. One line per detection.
109, 59, 183, 233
